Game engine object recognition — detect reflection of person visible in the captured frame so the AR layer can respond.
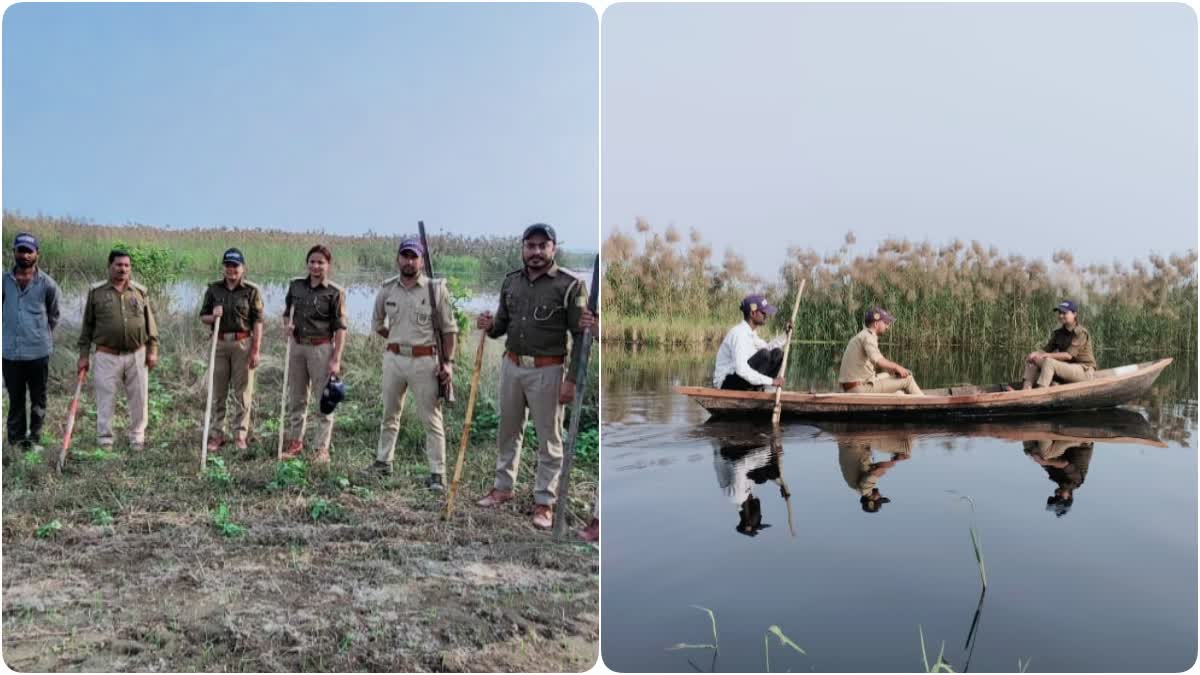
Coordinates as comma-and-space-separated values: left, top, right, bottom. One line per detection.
837, 437, 912, 513
838, 308, 923, 395
1020, 300, 1097, 389
1023, 439, 1094, 517
712, 294, 789, 391
713, 442, 787, 536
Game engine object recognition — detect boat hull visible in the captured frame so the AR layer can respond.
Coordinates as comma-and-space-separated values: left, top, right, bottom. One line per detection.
677, 358, 1173, 420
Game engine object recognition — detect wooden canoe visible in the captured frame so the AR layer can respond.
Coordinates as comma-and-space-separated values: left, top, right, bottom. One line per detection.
676, 358, 1173, 420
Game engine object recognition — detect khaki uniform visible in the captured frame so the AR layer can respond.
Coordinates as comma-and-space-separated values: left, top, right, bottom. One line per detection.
77, 280, 159, 447
838, 328, 923, 395
372, 273, 457, 470
199, 280, 264, 440
487, 264, 587, 505
284, 277, 347, 450
1023, 324, 1097, 387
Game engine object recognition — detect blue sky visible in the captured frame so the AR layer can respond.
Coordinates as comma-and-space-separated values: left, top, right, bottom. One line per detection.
603, 3, 1197, 272
3, 3, 598, 251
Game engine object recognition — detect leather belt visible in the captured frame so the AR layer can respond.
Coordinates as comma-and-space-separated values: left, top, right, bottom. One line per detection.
506, 351, 565, 368
840, 381, 862, 392
297, 337, 332, 346
96, 345, 140, 356
387, 344, 436, 357
220, 331, 251, 342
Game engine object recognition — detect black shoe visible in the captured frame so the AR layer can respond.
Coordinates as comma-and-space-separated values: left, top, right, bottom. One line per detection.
426, 473, 445, 492
368, 460, 393, 476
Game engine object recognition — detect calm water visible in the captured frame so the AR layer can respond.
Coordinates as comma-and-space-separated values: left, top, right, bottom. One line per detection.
601, 344, 1198, 673
54, 268, 593, 330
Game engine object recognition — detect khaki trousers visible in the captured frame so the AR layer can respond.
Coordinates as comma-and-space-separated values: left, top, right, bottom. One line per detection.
211, 336, 255, 440
1023, 360, 1094, 388
286, 341, 335, 450
92, 347, 149, 447
375, 352, 445, 472
848, 372, 924, 395
494, 358, 565, 506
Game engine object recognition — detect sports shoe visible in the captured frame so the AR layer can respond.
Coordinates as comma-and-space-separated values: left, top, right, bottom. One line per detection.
426, 473, 445, 492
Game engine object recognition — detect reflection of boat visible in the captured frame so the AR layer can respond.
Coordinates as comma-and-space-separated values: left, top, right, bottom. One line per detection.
808, 408, 1167, 447
676, 358, 1172, 420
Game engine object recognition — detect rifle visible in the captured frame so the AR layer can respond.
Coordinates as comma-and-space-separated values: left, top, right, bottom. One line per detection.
552, 255, 599, 538
417, 221, 455, 403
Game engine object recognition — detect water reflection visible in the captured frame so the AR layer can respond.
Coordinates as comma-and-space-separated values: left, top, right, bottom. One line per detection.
1022, 440, 1091, 518
602, 348, 1196, 672
675, 409, 1167, 532
710, 433, 795, 537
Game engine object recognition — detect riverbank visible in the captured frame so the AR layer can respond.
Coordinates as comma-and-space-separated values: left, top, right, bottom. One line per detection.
3, 212, 595, 290
2, 311, 599, 671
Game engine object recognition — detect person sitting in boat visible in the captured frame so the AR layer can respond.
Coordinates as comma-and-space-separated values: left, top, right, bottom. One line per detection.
1023, 439, 1094, 517
837, 307, 924, 395
838, 437, 911, 513
712, 294, 790, 391
1019, 300, 1097, 389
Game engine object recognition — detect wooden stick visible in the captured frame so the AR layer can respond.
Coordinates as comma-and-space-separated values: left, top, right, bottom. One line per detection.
554, 258, 600, 538
277, 307, 294, 461
443, 329, 488, 520
200, 318, 222, 475
771, 278, 806, 428
56, 369, 88, 474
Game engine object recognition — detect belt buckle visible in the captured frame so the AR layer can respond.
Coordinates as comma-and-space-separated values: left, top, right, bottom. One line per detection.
398, 345, 414, 357
518, 355, 537, 368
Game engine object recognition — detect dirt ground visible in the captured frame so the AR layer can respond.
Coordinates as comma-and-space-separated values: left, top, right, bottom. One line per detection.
2, 452, 598, 673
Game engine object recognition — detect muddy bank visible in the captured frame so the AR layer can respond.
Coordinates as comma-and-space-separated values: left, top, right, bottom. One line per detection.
3, 490, 598, 672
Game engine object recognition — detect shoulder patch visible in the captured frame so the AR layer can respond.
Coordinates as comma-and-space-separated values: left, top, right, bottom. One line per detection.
242, 280, 261, 291
327, 280, 345, 292
559, 267, 585, 282
130, 280, 148, 294
290, 276, 307, 284
505, 268, 523, 279
90, 280, 108, 290
382, 274, 400, 286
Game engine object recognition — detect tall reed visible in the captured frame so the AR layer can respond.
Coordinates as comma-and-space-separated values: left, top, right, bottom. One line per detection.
604, 221, 1197, 351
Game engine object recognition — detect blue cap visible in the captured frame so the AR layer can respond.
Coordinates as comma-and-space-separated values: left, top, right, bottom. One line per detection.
1054, 300, 1078, 313
740, 294, 778, 316
13, 233, 38, 252
398, 238, 424, 256
864, 307, 895, 325
222, 248, 245, 266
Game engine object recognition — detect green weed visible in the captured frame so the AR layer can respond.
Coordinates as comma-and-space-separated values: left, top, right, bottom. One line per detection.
35, 519, 64, 538
205, 456, 232, 487
89, 508, 114, 526
211, 502, 246, 538
269, 459, 309, 491
309, 498, 344, 523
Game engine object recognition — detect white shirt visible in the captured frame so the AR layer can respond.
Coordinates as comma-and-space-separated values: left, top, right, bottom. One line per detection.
712, 321, 785, 388
714, 444, 774, 506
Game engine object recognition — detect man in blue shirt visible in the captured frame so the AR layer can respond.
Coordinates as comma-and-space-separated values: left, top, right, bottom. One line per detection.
2, 233, 61, 449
